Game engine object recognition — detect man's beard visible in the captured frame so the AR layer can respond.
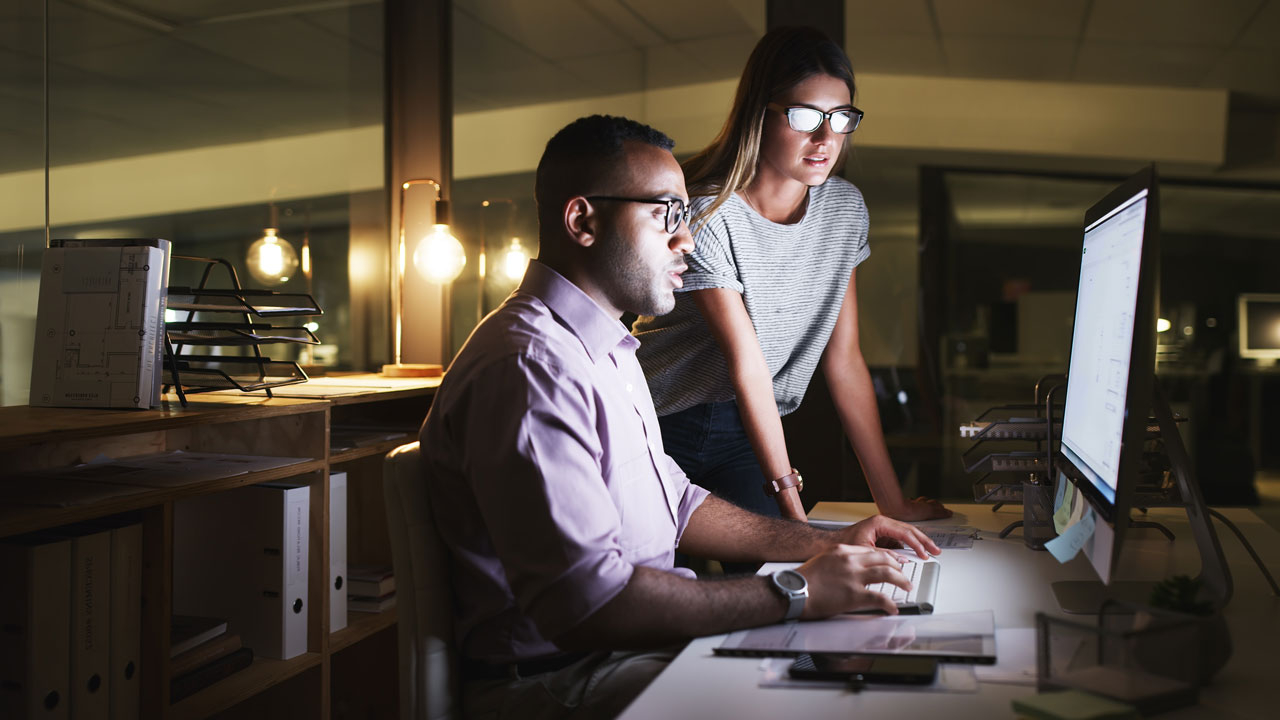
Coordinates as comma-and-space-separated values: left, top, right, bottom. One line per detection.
595, 228, 675, 317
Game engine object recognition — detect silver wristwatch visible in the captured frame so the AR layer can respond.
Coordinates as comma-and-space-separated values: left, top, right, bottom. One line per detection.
769, 569, 808, 621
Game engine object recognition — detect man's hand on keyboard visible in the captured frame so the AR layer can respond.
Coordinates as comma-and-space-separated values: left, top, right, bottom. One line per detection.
838, 515, 940, 560
796, 544, 913, 618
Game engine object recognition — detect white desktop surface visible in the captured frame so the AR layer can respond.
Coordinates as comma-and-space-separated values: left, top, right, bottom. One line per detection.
619, 503, 1280, 720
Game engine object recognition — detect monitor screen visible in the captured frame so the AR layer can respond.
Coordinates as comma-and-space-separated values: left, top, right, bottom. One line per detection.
1238, 293, 1280, 360
1059, 188, 1150, 510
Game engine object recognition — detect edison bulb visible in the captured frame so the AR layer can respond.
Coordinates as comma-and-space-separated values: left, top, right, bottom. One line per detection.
247, 228, 299, 285
412, 224, 466, 284
502, 237, 530, 282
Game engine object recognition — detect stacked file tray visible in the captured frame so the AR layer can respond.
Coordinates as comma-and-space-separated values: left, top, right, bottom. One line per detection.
163, 256, 322, 406
961, 405, 1059, 506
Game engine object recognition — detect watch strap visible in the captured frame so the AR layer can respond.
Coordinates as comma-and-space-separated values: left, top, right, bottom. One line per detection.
770, 569, 808, 621
763, 469, 803, 497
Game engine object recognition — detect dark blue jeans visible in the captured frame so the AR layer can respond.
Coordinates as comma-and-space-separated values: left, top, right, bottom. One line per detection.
659, 401, 777, 574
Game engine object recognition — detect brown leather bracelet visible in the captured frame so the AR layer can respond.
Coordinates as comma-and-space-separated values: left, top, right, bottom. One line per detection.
763, 468, 803, 497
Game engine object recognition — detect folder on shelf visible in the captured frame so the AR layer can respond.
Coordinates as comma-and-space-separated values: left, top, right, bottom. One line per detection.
30, 243, 167, 409
0, 536, 72, 720
173, 483, 311, 660
108, 523, 142, 720
70, 528, 112, 719
329, 471, 348, 632
48, 238, 171, 408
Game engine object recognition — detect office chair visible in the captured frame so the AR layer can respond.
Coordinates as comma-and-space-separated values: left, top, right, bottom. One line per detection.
384, 442, 459, 720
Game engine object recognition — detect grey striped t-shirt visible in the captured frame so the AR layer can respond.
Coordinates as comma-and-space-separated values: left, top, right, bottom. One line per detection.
633, 176, 870, 417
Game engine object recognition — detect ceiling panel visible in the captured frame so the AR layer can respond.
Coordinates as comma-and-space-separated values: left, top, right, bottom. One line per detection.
1203, 44, 1280, 98
942, 36, 1077, 81
1084, 0, 1260, 46
176, 17, 365, 86
622, 0, 757, 42
844, 34, 946, 77
580, 0, 666, 47
845, 0, 932, 36
459, 0, 636, 60
1237, 0, 1280, 48
933, 0, 1090, 38
551, 49, 645, 100
1072, 41, 1226, 87
302, 3, 381, 52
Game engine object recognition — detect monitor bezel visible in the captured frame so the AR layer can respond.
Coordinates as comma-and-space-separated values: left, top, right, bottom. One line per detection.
1054, 166, 1160, 580
1237, 293, 1280, 361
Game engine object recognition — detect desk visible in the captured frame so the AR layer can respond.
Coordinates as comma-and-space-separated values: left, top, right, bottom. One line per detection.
619, 503, 1280, 720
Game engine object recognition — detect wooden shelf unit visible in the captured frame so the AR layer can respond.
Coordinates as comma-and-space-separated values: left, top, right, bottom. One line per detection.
0, 374, 439, 719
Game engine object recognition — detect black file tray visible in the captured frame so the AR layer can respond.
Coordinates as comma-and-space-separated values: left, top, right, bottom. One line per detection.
162, 256, 323, 406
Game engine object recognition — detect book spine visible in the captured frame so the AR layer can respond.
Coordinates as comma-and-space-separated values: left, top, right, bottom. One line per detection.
70, 530, 111, 719
108, 524, 141, 719
0, 539, 72, 719
329, 471, 347, 633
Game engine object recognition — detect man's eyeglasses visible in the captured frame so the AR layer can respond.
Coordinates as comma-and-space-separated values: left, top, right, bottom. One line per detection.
767, 103, 863, 134
584, 196, 691, 234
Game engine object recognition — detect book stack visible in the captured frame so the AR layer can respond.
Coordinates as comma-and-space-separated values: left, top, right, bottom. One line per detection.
347, 565, 396, 613
168, 616, 253, 702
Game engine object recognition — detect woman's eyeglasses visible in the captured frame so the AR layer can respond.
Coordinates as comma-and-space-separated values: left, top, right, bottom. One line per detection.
767, 103, 863, 134
584, 196, 691, 234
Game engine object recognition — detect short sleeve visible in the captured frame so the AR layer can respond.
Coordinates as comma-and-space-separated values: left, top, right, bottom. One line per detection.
680, 204, 745, 294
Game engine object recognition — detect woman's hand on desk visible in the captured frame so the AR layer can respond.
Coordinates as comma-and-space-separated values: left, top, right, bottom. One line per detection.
881, 496, 953, 523
797, 545, 910, 618
840, 515, 940, 559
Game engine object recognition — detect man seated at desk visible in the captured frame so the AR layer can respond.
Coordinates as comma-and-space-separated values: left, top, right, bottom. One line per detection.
419, 114, 941, 720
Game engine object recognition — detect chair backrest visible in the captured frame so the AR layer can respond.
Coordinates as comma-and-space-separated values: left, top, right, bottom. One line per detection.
383, 441, 458, 720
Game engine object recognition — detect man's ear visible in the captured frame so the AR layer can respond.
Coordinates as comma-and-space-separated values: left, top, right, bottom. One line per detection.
563, 196, 596, 248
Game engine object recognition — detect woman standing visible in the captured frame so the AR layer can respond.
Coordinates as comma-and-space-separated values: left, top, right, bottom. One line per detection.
634, 26, 951, 524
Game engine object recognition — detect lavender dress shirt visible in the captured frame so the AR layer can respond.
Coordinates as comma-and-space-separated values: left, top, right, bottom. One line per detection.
419, 261, 709, 663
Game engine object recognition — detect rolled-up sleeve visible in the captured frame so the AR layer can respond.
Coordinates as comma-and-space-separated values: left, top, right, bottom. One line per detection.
680, 214, 744, 294
460, 354, 634, 642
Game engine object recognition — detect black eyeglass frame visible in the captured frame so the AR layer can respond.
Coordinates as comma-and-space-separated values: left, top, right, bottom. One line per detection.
584, 195, 691, 234
766, 102, 864, 134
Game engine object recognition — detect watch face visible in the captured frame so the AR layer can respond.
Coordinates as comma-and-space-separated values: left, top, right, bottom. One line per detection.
776, 570, 806, 591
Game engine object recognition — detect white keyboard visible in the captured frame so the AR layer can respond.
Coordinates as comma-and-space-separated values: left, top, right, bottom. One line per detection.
865, 557, 940, 614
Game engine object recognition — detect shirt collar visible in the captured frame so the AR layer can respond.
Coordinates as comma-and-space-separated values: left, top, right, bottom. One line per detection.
517, 260, 637, 362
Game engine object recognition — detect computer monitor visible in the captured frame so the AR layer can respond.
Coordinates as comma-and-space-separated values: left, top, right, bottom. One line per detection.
1055, 167, 1160, 586
1237, 293, 1280, 362
1053, 167, 1231, 614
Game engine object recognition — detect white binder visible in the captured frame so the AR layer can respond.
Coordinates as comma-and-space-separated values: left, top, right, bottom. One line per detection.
0, 537, 72, 720
329, 471, 348, 632
70, 529, 112, 720
174, 483, 310, 660
108, 524, 141, 719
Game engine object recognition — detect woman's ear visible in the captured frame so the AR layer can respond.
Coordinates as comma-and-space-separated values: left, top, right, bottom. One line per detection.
563, 196, 596, 248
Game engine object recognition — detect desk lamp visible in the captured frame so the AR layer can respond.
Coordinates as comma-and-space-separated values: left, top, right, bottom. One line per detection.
383, 178, 465, 377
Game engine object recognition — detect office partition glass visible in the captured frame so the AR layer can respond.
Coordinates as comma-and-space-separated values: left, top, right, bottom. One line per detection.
0, 0, 388, 406
930, 169, 1280, 500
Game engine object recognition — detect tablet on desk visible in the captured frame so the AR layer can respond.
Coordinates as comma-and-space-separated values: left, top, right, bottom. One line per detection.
713, 609, 997, 664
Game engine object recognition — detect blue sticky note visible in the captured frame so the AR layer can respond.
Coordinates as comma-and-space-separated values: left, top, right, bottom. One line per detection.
1045, 506, 1096, 564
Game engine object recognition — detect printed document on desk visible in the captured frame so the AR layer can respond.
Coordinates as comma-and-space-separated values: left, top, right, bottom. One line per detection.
714, 610, 996, 664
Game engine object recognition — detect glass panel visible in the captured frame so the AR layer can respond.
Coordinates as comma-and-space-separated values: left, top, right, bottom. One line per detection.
0, 0, 46, 406
939, 170, 1280, 497
0, 0, 387, 405
449, 0, 766, 350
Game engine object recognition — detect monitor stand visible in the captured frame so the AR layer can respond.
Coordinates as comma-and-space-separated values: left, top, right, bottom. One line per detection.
1052, 378, 1233, 615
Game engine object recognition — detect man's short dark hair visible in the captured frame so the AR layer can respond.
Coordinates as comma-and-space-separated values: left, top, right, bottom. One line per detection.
535, 115, 675, 230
